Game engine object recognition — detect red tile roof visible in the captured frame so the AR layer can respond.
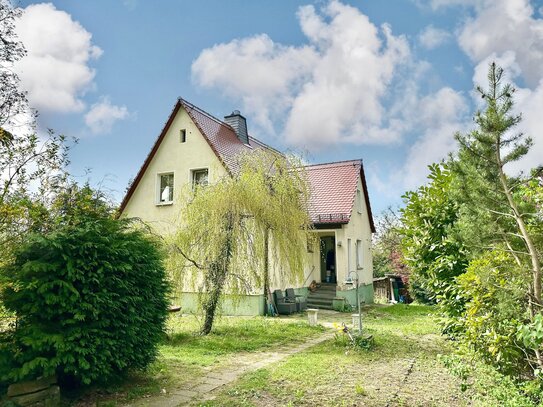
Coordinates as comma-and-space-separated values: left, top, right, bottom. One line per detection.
119, 98, 375, 234
180, 99, 280, 174
305, 160, 375, 232
119, 98, 278, 212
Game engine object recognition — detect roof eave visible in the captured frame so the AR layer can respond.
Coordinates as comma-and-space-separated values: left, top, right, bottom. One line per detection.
118, 100, 182, 215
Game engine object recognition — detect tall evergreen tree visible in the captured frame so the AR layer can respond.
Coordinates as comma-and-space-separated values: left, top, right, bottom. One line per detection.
453, 63, 542, 368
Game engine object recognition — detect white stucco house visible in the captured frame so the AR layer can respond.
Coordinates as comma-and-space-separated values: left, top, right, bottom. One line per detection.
119, 98, 375, 315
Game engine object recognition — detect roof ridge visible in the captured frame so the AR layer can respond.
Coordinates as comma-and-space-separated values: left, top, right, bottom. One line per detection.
248, 135, 283, 156
178, 97, 284, 156
178, 97, 231, 129
304, 159, 362, 169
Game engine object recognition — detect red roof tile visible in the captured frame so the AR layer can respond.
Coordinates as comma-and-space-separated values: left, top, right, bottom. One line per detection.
305, 160, 375, 232
180, 99, 259, 174
119, 98, 278, 212
119, 98, 375, 234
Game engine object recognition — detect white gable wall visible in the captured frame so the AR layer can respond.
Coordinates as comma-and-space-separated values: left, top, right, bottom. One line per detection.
337, 177, 374, 287
122, 107, 228, 234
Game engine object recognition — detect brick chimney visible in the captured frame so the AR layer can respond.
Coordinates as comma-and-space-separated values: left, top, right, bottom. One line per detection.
224, 110, 249, 144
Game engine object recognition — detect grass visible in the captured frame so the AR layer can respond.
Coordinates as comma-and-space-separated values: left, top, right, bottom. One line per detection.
66, 314, 324, 406
200, 304, 473, 407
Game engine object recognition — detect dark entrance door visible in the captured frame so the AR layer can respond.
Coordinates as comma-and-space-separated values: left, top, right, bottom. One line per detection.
320, 236, 336, 284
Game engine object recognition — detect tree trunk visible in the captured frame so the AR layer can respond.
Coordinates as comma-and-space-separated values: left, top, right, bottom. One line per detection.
263, 227, 270, 315
201, 262, 228, 335
496, 145, 543, 368
201, 213, 235, 335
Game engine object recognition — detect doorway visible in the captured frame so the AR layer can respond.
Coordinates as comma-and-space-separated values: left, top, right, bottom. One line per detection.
320, 236, 336, 284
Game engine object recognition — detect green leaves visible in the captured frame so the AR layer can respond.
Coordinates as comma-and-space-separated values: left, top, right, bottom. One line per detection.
400, 163, 468, 313
169, 151, 312, 333
0, 190, 170, 386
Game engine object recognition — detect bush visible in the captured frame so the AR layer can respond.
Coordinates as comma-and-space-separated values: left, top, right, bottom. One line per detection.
0, 211, 170, 386
455, 251, 528, 377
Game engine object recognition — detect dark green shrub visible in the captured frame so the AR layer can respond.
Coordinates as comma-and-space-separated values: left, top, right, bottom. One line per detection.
0, 211, 169, 386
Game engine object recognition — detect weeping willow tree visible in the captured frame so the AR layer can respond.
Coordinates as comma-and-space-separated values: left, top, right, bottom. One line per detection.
169, 150, 312, 334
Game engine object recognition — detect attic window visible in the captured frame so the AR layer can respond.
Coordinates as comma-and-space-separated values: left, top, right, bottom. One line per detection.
158, 173, 174, 204
357, 190, 362, 214
180, 129, 186, 143
192, 169, 208, 188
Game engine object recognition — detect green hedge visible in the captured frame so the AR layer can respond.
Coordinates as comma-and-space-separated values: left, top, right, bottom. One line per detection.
0, 217, 170, 386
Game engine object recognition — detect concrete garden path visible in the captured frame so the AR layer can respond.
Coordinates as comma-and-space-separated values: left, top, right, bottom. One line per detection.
126, 325, 336, 407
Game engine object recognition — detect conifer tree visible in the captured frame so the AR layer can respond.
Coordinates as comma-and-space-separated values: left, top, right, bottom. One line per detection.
453, 63, 542, 367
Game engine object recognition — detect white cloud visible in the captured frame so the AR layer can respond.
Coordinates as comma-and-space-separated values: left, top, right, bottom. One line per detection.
412, 0, 483, 11
192, 34, 317, 133
15, 3, 102, 113
402, 87, 469, 189
84, 97, 128, 134
192, 0, 410, 149
457, 0, 543, 87
421, 0, 543, 175
418, 25, 452, 49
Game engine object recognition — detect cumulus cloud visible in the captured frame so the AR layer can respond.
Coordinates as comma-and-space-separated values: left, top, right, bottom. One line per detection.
192, 0, 410, 148
401, 87, 469, 189
192, 34, 317, 133
411, 0, 467, 9
15, 2, 102, 113
420, 0, 543, 175
418, 25, 451, 49
457, 0, 543, 87
451, 0, 543, 174
84, 97, 129, 135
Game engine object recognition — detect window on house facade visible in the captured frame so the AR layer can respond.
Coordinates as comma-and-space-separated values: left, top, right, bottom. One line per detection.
180, 129, 186, 143
356, 239, 363, 269
347, 238, 352, 272
357, 189, 362, 213
192, 168, 209, 188
307, 235, 314, 253
158, 173, 174, 204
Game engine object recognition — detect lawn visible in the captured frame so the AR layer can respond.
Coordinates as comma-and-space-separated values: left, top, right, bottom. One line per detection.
66, 315, 324, 406
199, 305, 473, 407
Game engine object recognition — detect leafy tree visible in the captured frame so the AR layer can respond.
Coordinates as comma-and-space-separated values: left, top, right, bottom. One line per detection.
0, 1, 72, 264
0, 0, 30, 144
0, 131, 71, 265
373, 208, 407, 278
169, 151, 312, 335
0, 185, 170, 386
400, 163, 468, 328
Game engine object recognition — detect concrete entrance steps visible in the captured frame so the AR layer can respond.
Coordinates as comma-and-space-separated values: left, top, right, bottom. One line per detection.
307, 283, 336, 310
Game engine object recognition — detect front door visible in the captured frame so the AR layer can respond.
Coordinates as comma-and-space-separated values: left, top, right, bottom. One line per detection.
320, 236, 336, 284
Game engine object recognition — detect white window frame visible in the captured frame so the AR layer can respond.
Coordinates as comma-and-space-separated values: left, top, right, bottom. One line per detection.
357, 189, 362, 214
356, 239, 363, 269
156, 172, 174, 205
347, 238, 352, 273
180, 129, 187, 143
190, 168, 209, 189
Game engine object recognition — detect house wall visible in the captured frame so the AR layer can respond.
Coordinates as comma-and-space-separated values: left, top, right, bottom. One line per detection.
268, 232, 321, 292
121, 107, 228, 234
121, 106, 374, 314
335, 177, 374, 304
267, 176, 375, 307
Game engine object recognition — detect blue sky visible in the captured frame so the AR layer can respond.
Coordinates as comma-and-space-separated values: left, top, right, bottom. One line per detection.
12, 0, 543, 215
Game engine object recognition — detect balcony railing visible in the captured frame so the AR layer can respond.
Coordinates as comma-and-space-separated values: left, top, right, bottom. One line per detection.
314, 213, 349, 223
